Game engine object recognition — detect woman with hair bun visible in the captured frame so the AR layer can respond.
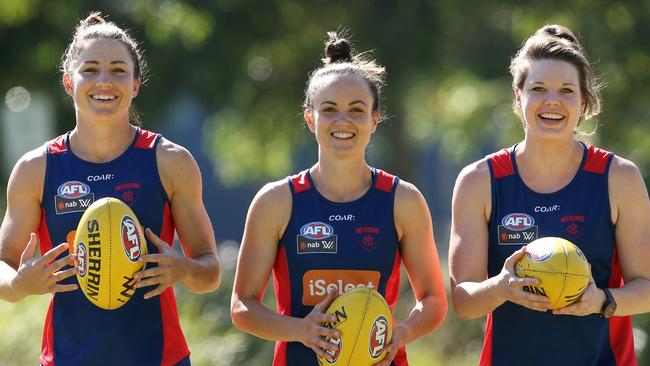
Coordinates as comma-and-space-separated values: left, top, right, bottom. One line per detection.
231, 32, 447, 366
0, 12, 221, 366
449, 24, 650, 365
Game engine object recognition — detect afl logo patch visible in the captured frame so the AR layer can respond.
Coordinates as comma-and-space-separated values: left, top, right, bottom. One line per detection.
525, 247, 553, 262
501, 213, 535, 231
300, 222, 333, 240
77, 242, 88, 277
57, 181, 90, 199
121, 216, 142, 262
369, 315, 389, 358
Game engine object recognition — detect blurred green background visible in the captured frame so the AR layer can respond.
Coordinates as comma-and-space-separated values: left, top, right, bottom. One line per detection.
2, 1, 650, 365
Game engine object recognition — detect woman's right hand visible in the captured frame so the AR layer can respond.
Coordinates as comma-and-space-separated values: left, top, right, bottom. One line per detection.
296, 289, 341, 362
496, 246, 550, 311
11, 233, 78, 298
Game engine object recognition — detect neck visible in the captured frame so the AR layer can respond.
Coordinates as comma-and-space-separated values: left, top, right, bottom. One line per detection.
515, 137, 583, 193
310, 152, 372, 202
70, 117, 136, 163
517, 137, 583, 167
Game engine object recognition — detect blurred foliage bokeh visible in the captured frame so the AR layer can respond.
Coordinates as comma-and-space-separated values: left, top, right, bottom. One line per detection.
2, 0, 650, 365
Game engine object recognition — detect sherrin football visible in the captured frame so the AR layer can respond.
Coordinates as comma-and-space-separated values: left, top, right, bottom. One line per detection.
318, 287, 393, 366
515, 237, 591, 309
73, 197, 147, 310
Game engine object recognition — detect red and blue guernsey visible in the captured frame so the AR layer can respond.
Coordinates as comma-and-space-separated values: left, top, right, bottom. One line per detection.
38, 128, 190, 366
272, 168, 407, 366
482, 143, 636, 366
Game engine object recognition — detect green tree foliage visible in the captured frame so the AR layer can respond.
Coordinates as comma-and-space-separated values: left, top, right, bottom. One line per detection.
2, 1, 650, 365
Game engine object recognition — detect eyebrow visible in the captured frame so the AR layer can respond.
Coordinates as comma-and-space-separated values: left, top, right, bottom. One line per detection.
81, 61, 129, 65
530, 81, 578, 86
320, 100, 368, 106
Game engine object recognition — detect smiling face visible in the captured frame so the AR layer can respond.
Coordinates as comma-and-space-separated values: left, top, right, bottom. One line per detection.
63, 38, 140, 123
515, 58, 585, 141
305, 74, 380, 158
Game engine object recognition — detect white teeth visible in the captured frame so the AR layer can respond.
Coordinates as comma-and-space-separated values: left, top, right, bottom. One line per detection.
539, 112, 563, 120
92, 94, 116, 101
332, 132, 354, 139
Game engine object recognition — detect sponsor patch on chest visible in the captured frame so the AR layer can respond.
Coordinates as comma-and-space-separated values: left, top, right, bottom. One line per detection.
498, 212, 538, 245
55, 181, 95, 214
297, 222, 338, 254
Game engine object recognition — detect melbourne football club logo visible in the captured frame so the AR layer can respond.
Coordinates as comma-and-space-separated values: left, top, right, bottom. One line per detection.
297, 222, 337, 254
498, 213, 538, 245
114, 182, 141, 206
54, 180, 94, 215
355, 226, 381, 252
121, 216, 143, 262
561, 214, 585, 240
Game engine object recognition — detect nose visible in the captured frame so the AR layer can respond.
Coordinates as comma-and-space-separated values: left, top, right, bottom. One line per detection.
95, 70, 112, 87
544, 90, 561, 106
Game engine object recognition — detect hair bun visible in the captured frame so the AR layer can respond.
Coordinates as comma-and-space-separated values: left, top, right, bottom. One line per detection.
539, 24, 581, 49
324, 31, 353, 64
80, 11, 106, 28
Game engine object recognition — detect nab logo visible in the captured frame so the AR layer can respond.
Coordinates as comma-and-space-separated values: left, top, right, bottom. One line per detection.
57, 181, 90, 199
121, 216, 142, 262
77, 242, 88, 277
300, 222, 333, 240
369, 316, 388, 359
502, 213, 535, 231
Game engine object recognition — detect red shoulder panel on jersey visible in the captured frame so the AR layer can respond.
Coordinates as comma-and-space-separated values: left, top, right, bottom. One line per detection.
375, 169, 396, 192
134, 129, 159, 149
47, 135, 67, 154
290, 170, 311, 193
489, 148, 514, 179
583, 145, 612, 174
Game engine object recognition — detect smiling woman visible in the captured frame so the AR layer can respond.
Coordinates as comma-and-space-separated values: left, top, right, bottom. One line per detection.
231, 32, 447, 366
0, 11, 221, 366
449, 24, 650, 366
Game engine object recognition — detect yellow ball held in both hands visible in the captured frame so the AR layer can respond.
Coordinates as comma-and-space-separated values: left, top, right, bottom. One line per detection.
318, 287, 393, 366
515, 237, 591, 309
73, 197, 147, 310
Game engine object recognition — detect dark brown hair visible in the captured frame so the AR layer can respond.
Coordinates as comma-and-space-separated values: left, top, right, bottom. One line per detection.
304, 32, 386, 113
61, 11, 147, 82
510, 24, 602, 121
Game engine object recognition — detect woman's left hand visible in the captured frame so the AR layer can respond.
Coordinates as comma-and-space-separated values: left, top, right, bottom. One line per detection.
134, 228, 190, 299
373, 324, 404, 366
553, 276, 605, 316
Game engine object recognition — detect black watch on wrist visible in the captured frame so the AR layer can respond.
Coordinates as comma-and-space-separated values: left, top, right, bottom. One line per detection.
600, 288, 617, 318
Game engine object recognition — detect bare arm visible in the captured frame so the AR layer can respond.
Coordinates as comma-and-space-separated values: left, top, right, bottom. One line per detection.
135, 139, 220, 296
606, 157, 650, 315
377, 180, 447, 365
0, 148, 77, 302
449, 160, 548, 320
230, 181, 339, 360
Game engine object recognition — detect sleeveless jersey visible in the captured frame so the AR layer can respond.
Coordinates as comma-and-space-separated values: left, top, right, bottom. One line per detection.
38, 128, 190, 366
482, 144, 636, 366
271, 168, 408, 366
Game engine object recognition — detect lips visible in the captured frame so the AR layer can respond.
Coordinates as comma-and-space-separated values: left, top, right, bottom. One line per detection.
90, 93, 117, 101
331, 131, 355, 139
538, 112, 564, 121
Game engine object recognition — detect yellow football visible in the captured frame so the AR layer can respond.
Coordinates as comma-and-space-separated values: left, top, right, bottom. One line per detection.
73, 197, 147, 310
515, 237, 591, 309
318, 287, 393, 366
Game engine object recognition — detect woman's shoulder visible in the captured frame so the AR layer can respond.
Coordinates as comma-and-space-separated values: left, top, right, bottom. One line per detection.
14, 146, 47, 177
254, 178, 292, 209
457, 157, 491, 187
